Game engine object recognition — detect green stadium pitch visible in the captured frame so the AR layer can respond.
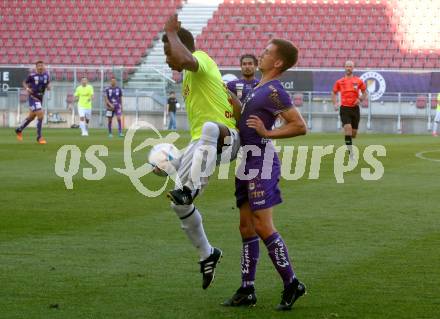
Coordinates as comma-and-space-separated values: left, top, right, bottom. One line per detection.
0, 128, 438, 319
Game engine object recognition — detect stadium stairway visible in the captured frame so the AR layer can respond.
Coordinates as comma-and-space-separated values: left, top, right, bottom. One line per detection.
125, 0, 222, 92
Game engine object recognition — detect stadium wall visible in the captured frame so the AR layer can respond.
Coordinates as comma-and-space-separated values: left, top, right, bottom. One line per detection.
0, 66, 437, 134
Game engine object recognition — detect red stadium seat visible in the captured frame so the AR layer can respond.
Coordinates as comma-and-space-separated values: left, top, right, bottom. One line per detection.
3, 0, 439, 72
424, 59, 437, 68
2, 0, 183, 67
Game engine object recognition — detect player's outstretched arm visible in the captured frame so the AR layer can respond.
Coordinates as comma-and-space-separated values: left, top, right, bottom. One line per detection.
164, 14, 198, 72
246, 107, 306, 139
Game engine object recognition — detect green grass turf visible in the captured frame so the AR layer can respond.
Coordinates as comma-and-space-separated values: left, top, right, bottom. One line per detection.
0, 128, 439, 319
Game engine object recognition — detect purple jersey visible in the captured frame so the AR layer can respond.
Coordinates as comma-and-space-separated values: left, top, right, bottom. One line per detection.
25, 71, 50, 102
235, 80, 292, 211
105, 86, 123, 108
238, 80, 292, 146
227, 78, 259, 103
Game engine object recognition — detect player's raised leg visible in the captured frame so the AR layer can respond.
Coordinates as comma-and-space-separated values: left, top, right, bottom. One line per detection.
15, 111, 36, 141
168, 123, 234, 205
171, 201, 222, 289
168, 143, 222, 289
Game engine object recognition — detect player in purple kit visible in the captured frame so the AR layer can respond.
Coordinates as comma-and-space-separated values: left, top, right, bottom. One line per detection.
223, 39, 307, 310
227, 54, 259, 102
15, 61, 50, 144
104, 77, 124, 138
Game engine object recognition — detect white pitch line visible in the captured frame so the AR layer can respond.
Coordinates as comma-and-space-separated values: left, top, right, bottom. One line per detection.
415, 150, 440, 163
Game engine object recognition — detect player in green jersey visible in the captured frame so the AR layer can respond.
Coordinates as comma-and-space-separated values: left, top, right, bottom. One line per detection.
161, 14, 241, 290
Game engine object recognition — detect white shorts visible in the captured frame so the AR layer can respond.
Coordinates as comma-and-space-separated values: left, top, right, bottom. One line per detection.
434, 110, 440, 122
171, 127, 240, 191
78, 107, 92, 120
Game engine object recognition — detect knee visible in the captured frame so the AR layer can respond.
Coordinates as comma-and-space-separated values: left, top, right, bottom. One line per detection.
201, 122, 220, 141
253, 220, 274, 240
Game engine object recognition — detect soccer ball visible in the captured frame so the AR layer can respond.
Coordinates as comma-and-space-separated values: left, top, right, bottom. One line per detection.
148, 143, 180, 177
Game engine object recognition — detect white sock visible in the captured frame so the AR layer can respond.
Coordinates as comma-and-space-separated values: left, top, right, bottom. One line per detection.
79, 121, 86, 134
172, 203, 212, 261
190, 122, 219, 190
434, 122, 439, 133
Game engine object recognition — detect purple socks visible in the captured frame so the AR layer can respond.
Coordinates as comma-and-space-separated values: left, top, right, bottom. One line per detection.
36, 118, 42, 139
18, 118, 32, 131
117, 118, 122, 134
263, 232, 296, 288
241, 236, 260, 288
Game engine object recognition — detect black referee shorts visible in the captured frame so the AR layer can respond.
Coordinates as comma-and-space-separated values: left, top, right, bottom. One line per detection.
339, 105, 360, 129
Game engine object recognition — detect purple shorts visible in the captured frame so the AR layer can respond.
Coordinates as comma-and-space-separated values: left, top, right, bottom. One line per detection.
29, 97, 43, 112
106, 106, 122, 117
235, 149, 282, 211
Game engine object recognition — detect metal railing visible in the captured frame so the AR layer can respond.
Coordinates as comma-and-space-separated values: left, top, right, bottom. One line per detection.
0, 65, 438, 133
286, 90, 437, 133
